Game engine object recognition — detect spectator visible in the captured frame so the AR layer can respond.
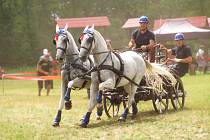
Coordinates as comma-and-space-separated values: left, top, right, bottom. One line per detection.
128, 15, 156, 62
196, 46, 207, 74
166, 33, 192, 77
37, 49, 53, 96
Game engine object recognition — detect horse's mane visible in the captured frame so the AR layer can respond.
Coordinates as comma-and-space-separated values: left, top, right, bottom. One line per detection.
93, 30, 108, 50
66, 30, 79, 54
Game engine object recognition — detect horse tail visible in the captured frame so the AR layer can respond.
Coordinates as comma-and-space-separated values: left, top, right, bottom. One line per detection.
144, 59, 153, 71
144, 62, 177, 96
150, 63, 177, 86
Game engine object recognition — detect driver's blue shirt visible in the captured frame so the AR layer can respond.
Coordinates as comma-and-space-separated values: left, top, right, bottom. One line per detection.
131, 29, 155, 48
171, 45, 192, 77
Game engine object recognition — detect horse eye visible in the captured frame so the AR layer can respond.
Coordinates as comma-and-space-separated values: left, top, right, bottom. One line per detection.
87, 37, 93, 43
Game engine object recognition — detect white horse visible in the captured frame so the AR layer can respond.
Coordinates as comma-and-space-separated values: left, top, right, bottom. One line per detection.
52, 24, 95, 127
78, 25, 149, 127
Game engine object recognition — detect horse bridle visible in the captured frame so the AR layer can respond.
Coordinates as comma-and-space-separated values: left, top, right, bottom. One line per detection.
56, 33, 69, 54
80, 33, 95, 55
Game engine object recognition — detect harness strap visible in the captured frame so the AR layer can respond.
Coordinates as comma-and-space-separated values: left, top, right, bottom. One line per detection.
113, 51, 124, 87
71, 63, 90, 73
79, 80, 88, 90
57, 47, 66, 52
92, 51, 124, 88
96, 51, 111, 83
93, 65, 140, 87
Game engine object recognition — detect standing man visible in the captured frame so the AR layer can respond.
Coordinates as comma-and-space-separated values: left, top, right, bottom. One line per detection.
128, 15, 156, 62
37, 49, 53, 96
167, 33, 192, 77
196, 46, 207, 74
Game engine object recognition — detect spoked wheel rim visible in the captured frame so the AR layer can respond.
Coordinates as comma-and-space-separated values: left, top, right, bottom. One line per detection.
103, 93, 126, 118
171, 80, 185, 110
152, 93, 169, 114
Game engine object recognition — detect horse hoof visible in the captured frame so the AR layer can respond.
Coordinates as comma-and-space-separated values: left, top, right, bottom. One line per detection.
65, 101, 72, 110
52, 122, 60, 127
80, 123, 87, 128
118, 116, 126, 122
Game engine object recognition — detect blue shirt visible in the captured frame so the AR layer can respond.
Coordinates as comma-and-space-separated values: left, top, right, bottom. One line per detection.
171, 45, 192, 76
131, 29, 155, 48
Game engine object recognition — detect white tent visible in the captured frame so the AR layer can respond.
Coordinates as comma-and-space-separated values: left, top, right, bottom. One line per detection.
154, 18, 210, 42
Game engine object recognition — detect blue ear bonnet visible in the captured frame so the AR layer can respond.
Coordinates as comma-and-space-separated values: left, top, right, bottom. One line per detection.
58, 29, 66, 35
83, 28, 93, 34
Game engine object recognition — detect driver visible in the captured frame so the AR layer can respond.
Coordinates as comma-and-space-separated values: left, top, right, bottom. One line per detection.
128, 16, 156, 62
166, 33, 192, 77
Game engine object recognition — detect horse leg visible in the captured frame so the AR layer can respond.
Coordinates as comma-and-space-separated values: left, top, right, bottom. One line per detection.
118, 84, 131, 122
96, 78, 115, 120
52, 71, 68, 127
64, 88, 72, 110
96, 90, 103, 120
130, 73, 145, 118
80, 76, 99, 127
64, 80, 75, 110
130, 84, 138, 118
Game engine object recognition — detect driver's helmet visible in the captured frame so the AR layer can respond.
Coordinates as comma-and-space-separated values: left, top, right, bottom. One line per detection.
174, 33, 184, 41
139, 16, 149, 24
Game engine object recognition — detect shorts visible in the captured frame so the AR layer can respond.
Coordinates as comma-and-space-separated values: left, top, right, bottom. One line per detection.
38, 80, 53, 89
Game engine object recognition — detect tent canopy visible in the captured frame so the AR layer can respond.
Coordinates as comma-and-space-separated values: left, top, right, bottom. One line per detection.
122, 18, 139, 28
56, 16, 110, 28
153, 16, 208, 30
153, 18, 210, 42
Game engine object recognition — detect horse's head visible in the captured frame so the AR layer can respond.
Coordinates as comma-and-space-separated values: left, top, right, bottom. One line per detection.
79, 25, 95, 62
54, 24, 69, 62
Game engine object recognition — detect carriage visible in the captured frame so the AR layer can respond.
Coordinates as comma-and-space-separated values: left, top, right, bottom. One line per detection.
101, 47, 185, 118
102, 70, 185, 117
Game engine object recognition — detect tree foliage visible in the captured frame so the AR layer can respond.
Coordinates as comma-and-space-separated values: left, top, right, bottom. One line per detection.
0, 0, 210, 67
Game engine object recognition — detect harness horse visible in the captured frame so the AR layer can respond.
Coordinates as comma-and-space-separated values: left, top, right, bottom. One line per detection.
52, 24, 93, 127
78, 25, 177, 127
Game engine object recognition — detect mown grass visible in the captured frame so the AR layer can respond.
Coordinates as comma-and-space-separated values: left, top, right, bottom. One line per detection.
0, 74, 210, 140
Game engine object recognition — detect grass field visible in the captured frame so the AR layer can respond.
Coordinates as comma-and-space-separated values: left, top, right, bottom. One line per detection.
0, 74, 210, 140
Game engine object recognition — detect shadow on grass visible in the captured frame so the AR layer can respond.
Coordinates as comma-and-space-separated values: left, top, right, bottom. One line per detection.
72, 107, 192, 129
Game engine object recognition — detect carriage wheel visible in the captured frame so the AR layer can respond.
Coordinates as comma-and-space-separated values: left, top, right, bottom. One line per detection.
171, 78, 185, 110
152, 92, 169, 114
103, 93, 126, 118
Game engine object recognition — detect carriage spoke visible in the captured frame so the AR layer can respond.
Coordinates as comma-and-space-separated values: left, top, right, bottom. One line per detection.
177, 98, 182, 107
161, 100, 167, 108
106, 97, 111, 101
112, 104, 115, 117
158, 101, 163, 113
107, 103, 112, 112
114, 105, 120, 116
